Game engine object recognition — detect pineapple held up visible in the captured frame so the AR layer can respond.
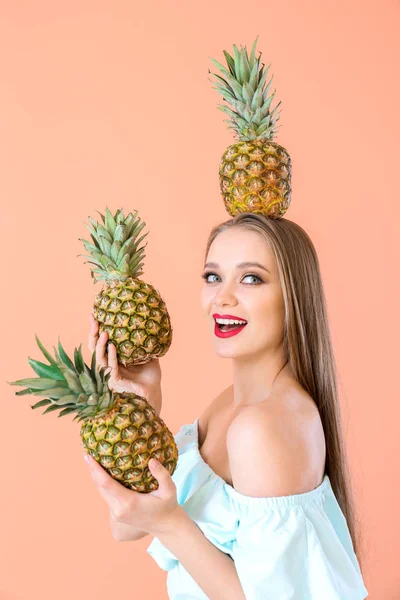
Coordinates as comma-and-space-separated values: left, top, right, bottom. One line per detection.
8, 337, 178, 493
209, 36, 292, 218
79, 208, 173, 367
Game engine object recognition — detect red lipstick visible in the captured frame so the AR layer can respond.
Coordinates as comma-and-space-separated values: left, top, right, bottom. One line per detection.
212, 313, 248, 339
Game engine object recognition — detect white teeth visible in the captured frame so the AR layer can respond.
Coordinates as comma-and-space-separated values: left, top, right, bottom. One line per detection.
215, 318, 247, 325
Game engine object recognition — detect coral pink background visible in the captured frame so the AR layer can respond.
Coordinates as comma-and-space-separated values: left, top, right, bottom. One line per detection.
1, 1, 399, 599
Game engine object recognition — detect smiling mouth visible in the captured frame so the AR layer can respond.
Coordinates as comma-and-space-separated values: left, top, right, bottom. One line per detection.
215, 319, 248, 332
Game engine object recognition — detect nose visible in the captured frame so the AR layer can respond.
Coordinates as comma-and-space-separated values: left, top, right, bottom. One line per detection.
213, 283, 238, 308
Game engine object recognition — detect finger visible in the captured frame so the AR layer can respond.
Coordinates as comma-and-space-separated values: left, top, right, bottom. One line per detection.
148, 459, 175, 498
96, 330, 109, 370
107, 342, 119, 376
88, 313, 99, 352
84, 453, 133, 513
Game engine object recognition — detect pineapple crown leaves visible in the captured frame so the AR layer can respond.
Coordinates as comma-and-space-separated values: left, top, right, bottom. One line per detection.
78, 207, 149, 284
7, 335, 116, 423
208, 35, 283, 142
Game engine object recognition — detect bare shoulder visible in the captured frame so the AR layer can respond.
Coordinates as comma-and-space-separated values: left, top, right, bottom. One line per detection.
226, 387, 326, 497
198, 384, 233, 426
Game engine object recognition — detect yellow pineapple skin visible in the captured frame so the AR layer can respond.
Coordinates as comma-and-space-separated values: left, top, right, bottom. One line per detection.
94, 277, 173, 367
80, 393, 178, 493
219, 140, 292, 218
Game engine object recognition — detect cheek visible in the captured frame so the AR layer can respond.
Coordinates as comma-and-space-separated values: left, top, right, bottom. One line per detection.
252, 291, 285, 327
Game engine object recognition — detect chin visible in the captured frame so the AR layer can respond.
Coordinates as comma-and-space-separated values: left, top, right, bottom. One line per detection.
213, 346, 247, 359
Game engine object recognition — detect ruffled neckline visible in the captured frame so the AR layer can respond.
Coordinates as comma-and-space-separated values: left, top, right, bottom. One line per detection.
189, 417, 331, 507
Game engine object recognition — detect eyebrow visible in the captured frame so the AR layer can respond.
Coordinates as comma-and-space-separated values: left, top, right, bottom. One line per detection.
203, 261, 271, 275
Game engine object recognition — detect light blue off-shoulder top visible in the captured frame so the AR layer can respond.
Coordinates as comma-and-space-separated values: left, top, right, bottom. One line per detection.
147, 418, 369, 600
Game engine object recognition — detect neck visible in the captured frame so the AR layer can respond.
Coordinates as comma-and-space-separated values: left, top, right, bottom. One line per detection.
231, 350, 290, 408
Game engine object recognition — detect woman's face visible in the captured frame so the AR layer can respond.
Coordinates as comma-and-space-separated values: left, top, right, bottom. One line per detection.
200, 227, 285, 360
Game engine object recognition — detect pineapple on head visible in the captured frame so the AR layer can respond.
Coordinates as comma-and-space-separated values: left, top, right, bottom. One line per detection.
208, 35, 292, 218
79, 207, 173, 367
8, 336, 178, 493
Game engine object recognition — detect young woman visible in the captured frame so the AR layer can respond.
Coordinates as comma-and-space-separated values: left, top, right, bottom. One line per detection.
86, 212, 369, 599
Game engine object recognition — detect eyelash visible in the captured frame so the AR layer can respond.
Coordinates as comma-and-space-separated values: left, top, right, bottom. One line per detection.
201, 271, 263, 285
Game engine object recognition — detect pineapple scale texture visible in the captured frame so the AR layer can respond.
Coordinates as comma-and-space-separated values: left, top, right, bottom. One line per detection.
220, 140, 291, 218
94, 278, 172, 367
81, 395, 178, 493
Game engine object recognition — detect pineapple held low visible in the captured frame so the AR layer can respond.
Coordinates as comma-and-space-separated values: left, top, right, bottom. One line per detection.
79, 207, 173, 367
8, 336, 178, 493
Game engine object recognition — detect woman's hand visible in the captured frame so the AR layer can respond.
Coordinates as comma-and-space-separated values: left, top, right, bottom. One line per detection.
84, 452, 181, 539
88, 313, 162, 413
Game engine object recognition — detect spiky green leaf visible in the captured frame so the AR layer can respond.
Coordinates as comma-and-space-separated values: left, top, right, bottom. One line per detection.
104, 207, 117, 236
29, 386, 71, 398
260, 93, 275, 119
115, 210, 125, 224
56, 364, 84, 394
211, 84, 236, 103
79, 239, 103, 256
208, 57, 232, 81
42, 404, 63, 415
27, 357, 64, 381
35, 335, 57, 366
80, 256, 103, 269
251, 87, 263, 111
52, 395, 77, 405
248, 59, 259, 92
114, 223, 127, 244
87, 235, 100, 251
88, 216, 99, 230
119, 254, 130, 275
110, 241, 121, 263
90, 350, 96, 374
239, 48, 251, 83
57, 340, 75, 372
8, 377, 66, 390
99, 255, 115, 269
30, 399, 52, 409
242, 82, 253, 105
98, 391, 112, 410
79, 371, 97, 395
74, 345, 85, 374
97, 226, 113, 244
222, 50, 235, 76
97, 235, 112, 257
255, 122, 270, 136
14, 388, 37, 396
58, 406, 80, 417
232, 44, 242, 82
249, 36, 259, 69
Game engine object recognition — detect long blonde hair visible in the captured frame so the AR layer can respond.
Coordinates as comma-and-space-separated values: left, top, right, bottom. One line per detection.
204, 212, 365, 571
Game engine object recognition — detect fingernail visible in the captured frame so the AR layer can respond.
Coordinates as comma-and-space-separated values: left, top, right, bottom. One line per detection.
84, 454, 91, 464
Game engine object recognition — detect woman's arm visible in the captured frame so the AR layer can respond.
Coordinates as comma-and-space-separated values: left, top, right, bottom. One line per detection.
154, 506, 245, 600
110, 513, 148, 541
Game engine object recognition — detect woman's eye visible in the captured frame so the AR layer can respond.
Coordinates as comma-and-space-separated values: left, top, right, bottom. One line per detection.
201, 272, 220, 283
242, 274, 262, 284
201, 272, 262, 285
